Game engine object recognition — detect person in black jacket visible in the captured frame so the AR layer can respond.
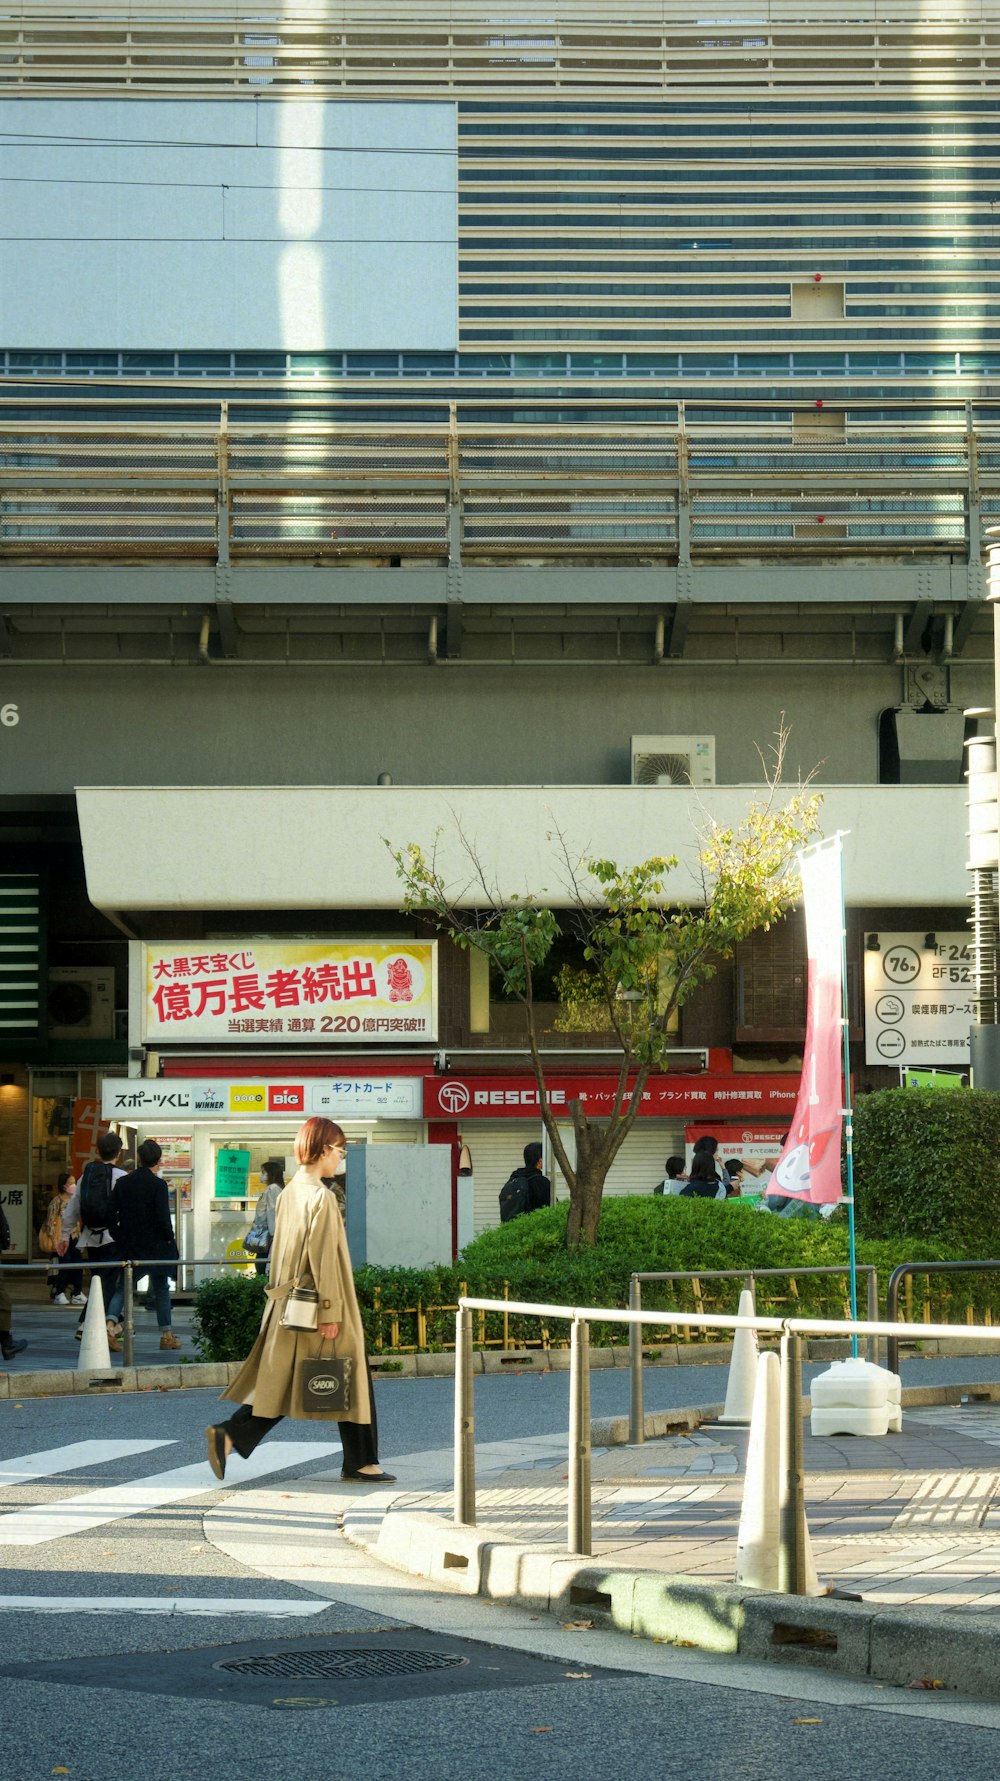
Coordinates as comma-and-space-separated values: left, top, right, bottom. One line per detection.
498, 1141, 552, 1221
106, 1139, 181, 1350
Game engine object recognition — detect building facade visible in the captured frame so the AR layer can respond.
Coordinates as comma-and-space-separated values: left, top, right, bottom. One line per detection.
0, 1, 993, 1259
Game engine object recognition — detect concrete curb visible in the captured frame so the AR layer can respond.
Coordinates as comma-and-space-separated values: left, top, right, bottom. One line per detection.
345, 1488, 1000, 1700
0, 1360, 244, 1398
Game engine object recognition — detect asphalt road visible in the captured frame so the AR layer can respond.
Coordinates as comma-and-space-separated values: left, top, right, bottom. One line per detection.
2, 1361, 999, 1781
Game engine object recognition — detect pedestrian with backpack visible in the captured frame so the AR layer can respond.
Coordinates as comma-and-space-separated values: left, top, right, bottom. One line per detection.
58, 1131, 127, 1348
498, 1141, 552, 1223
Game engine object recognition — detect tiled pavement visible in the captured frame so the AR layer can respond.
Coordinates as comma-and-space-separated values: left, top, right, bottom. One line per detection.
381, 1407, 1000, 1613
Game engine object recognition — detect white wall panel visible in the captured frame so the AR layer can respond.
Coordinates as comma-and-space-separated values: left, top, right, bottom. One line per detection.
0, 99, 457, 349
76, 783, 971, 917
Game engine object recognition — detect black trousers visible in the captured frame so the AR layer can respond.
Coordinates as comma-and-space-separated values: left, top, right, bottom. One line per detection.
56, 1238, 84, 1296
220, 1357, 380, 1474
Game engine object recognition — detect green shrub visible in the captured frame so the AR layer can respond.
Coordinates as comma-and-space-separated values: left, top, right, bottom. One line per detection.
192, 1271, 267, 1363
854, 1087, 1000, 1248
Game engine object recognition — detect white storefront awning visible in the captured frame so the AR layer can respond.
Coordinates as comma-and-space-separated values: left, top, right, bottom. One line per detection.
75, 783, 968, 926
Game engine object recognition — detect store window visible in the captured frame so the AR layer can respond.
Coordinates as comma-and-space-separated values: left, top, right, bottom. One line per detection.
480, 936, 679, 1043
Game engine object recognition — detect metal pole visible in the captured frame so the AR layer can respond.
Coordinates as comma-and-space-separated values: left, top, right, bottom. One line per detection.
454, 1307, 476, 1527
867, 1268, 879, 1366
778, 1330, 808, 1594
122, 1262, 135, 1369
568, 1318, 592, 1556
628, 1274, 644, 1444
886, 1264, 906, 1377
838, 839, 860, 1361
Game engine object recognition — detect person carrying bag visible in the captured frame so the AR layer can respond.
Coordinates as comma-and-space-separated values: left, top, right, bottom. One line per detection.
275, 1201, 353, 1411
206, 1116, 394, 1484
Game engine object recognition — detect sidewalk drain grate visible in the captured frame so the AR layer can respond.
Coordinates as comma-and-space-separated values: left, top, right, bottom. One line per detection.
217, 1648, 468, 1681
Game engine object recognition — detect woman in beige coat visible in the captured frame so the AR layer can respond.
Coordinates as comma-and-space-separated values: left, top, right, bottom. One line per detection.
205, 1116, 395, 1483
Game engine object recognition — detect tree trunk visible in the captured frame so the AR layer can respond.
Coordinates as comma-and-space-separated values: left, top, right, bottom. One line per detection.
566, 1162, 607, 1247
565, 1104, 611, 1247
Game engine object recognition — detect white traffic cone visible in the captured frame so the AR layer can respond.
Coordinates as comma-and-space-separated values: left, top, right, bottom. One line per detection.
736, 1350, 781, 1589
735, 1349, 821, 1594
718, 1286, 759, 1425
77, 1275, 112, 1371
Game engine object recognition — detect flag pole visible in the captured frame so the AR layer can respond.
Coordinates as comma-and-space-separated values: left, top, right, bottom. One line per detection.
835, 833, 859, 1359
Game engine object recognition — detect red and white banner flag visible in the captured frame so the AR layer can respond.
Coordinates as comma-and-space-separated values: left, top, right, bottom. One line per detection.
767, 837, 845, 1204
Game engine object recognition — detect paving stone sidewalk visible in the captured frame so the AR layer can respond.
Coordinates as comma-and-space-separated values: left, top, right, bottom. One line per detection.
373, 1404, 1000, 1613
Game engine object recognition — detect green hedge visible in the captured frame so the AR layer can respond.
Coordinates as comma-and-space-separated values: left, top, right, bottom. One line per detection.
193, 1271, 268, 1363
854, 1087, 1000, 1248
193, 1194, 1000, 1362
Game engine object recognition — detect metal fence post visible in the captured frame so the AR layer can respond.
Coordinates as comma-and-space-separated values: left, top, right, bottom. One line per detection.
867, 1268, 880, 1366
628, 1275, 644, 1444
778, 1329, 808, 1594
568, 1317, 592, 1556
122, 1262, 135, 1369
454, 1306, 476, 1527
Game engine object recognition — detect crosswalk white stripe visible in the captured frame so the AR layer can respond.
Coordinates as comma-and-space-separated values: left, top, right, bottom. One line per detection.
0, 1442, 342, 1547
0, 1595, 331, 1617
0, 1441, 174, 1487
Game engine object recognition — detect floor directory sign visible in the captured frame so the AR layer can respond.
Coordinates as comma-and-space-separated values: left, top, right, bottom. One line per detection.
864, 932, 972, 1066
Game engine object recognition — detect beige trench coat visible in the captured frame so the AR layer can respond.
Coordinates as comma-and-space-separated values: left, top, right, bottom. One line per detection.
222, 1169, 371, 1425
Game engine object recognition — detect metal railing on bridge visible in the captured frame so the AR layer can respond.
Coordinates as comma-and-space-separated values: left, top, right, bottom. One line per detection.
1, 409, 997, 564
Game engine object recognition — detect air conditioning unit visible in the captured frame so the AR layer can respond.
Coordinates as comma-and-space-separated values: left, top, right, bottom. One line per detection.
47, 967, 115, 1040
631, 734, 716, 787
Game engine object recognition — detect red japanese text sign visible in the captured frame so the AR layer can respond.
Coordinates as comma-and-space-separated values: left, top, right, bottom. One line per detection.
142, 941, 437, 1044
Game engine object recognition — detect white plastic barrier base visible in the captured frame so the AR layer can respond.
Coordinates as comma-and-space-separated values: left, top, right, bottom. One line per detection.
810, 1357, 903, 1439
811, 1402, 902, 1438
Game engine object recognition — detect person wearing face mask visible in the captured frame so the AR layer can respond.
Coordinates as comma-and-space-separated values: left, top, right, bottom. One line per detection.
206, 1117, 394, 1484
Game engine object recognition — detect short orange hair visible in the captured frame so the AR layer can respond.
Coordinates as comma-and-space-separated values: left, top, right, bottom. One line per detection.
294, 1116, 346, 1167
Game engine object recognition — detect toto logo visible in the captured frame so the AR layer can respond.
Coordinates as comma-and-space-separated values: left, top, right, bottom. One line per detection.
438, 1080, 470, 1113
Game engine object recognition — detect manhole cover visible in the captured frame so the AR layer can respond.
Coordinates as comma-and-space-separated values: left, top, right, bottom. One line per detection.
216, 1648, 469, 1681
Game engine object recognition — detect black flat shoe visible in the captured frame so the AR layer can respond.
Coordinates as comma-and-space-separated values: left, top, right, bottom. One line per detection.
0, 1337, 26, 1361
340, 1468, 397, 1484
205, 1425, 228, 1481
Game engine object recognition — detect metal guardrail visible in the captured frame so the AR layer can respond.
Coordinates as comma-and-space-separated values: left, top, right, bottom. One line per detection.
626, 1265, 880, 1443
885, 1259, 1000, 1376
0, 414, 997, 562
454, 1294, 1000, 1585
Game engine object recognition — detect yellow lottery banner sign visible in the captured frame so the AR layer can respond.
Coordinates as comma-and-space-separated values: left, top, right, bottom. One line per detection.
226, 1237, 256, 1273
142, 940, 437, 1044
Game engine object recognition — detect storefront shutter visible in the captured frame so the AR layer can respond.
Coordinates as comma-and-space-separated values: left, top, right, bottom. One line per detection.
467, 1121, 544, 1235
468, 1118, 685, 1232
554, 1121, 685, 1200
